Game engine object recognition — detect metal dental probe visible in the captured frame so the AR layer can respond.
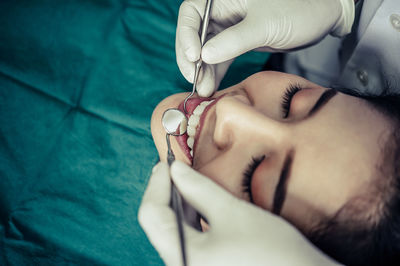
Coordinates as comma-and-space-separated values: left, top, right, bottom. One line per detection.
161, 108, 188, 266
183, 0, 214, 114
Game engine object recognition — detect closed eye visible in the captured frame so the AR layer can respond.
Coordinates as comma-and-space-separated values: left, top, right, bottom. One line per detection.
281, 84, 302, 118
242, 155, 265, 202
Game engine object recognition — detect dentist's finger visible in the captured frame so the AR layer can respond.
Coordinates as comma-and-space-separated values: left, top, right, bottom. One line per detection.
140, 162, 171, 206
140, 203, 200, 266
195, 58, 233, 97
176, 0, 203, 62
171, 161, 240, 227
202, 17, 263, 64
176, 36, 207, 84
195, 64, 216, 97
139, 162, 201, 265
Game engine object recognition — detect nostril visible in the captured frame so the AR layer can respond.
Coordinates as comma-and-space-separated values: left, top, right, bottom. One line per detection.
213, 131, 232, 151
213, 98, 241, 150
213, 115, 234, 151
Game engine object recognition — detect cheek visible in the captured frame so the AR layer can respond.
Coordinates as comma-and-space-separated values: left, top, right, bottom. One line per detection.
198, 166, 237, 195
150, 93, 189, 162
281, 136, 376, 230
242, 73, 314, 119
197, 159, 244, 199
246, 85, 283, 118
151, 106, 167, 160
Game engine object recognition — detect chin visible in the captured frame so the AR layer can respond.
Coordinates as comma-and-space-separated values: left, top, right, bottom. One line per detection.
151, 92, 192, 165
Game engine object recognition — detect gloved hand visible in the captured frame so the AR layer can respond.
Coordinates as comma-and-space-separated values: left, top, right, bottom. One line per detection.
176, 0, 355, 97
138, 161, 342, 266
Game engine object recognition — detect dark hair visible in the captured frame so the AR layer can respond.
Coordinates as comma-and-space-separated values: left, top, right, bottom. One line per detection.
307, 89, 400, 266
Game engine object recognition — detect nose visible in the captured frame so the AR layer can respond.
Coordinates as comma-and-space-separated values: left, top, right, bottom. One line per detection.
213, 97, 291, 151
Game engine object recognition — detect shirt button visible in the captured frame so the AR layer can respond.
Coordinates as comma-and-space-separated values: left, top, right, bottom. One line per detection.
390, 14, 400, 32
357, 70, 368, 86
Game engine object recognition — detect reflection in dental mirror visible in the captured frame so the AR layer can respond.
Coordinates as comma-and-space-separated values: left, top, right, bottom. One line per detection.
162, 108, 188, 136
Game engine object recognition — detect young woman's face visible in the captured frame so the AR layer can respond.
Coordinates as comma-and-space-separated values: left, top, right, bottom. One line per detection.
151, 71, 392, 231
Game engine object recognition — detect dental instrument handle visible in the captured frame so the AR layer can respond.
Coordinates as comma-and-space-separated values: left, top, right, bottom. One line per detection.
183, 0, 213, 114
166, 134, 188, 266
166, 134, 176, 165
200, 0, 212, 46
171, 184, 187, 266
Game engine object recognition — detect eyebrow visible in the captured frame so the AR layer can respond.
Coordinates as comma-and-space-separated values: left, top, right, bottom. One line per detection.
272, 150, 294, 215
308, 88, 337, 116
271, 89, 337, 214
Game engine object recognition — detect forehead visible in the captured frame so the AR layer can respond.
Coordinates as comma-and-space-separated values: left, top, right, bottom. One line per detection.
280, 94, 393, 231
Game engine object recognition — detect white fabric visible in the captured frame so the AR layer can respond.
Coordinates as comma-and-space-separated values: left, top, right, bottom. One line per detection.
285, 0, 400, 95
340, 0, 400, 94
357, 0, 383, 39
284, 35, 343, 87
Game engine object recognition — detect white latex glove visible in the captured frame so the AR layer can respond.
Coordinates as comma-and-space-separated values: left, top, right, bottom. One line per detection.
138, 161, 342, 266
176, 0, 355, 97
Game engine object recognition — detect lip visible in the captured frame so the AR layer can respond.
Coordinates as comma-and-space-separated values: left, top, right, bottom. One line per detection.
176, 95, 225, 164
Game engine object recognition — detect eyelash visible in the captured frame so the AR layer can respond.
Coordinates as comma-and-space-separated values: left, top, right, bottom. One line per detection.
281, 84, 302, 118
242, 155, 265, 202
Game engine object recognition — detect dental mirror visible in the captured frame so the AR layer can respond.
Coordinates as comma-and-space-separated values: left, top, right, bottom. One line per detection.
162, 108, 188, 136
161, 108, 188, 266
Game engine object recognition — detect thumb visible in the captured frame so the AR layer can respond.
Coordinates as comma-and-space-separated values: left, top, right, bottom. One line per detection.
201, 17, 263, 64
196, 59, 233, 97
195, 64, 216, 97
170, 161, 238, 226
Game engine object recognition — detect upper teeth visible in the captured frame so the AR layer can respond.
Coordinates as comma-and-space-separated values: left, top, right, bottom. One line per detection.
187, 100, 214, 155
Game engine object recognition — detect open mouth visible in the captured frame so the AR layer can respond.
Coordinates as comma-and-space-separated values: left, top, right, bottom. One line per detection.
175, 95, 224, 164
